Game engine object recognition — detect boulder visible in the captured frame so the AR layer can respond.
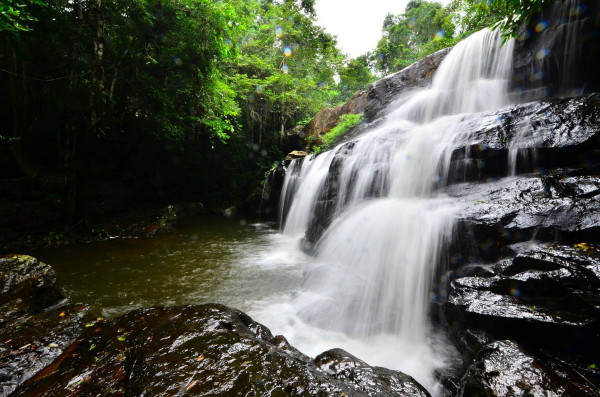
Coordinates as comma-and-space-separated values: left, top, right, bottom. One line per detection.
447, 175, 600, 262
285, 150, 309, 162
0, 304, 90, 396
458, 340, 594, 396
12, 304, 430, 397
444, 244, 600, 358
0, 255, 65, 325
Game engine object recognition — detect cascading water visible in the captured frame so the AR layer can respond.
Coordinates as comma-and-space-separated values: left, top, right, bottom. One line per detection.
255, 28, 515, 395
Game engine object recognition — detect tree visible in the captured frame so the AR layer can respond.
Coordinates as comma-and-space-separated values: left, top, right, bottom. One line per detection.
0, 0, 45, 33
372, 0, 455, 75
337, 55, 377, 101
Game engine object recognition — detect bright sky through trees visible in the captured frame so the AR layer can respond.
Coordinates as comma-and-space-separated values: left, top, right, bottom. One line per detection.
315, 0, 452, 58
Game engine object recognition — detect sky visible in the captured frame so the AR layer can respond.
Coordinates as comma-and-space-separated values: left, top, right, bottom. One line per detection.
315, 0, 451, 59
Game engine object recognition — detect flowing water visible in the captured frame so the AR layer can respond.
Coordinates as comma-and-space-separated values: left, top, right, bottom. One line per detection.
256, 28, 516, 394
31, 28, 518, 397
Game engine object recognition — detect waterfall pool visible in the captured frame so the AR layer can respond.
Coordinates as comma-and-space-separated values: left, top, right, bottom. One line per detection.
32, 215, 308, 318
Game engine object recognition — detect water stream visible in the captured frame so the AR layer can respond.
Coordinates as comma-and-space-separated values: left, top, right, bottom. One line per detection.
32, 27, 519, 397
260, 28, 516, 394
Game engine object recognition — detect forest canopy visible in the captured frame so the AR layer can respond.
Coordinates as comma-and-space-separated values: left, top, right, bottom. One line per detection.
0, 0, 553, 221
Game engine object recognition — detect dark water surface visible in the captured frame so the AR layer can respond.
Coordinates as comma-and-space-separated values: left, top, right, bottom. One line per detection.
32, 215, 305, 317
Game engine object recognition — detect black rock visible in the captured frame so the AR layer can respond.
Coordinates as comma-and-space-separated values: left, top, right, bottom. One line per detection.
444, 244, 600, 358
12, 304, 431, 397
0, 304, 90, 396
447, 176, 600, 262
364, 47, 452, 121
513, 0, 600, 100
458, 340, 594, 396
0, 255, 65, 326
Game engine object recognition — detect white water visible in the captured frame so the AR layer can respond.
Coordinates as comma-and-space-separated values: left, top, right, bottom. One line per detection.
252, 28, 515, 395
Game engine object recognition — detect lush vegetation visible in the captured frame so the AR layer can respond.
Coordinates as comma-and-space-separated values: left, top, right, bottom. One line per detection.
313, 113, 363, 153
0, 0, 553, 227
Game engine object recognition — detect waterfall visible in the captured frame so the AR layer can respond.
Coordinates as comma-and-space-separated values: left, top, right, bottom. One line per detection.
265, 28, 515, 395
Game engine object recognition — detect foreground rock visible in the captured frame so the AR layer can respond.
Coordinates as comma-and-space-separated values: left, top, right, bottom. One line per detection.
12, 304, 430, 397
0, 304, 90, 396
0, 255, 65, 327
1, 255, 430, 397
0, 255, 90, 396
458, 340, 594, 396
443, 244, 600, 396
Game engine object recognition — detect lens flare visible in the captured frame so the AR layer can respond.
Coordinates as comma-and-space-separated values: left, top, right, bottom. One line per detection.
535, 21, 548, 32
434, 30, 445, 41
284, 46, 292, 57
535, 48, 550, 60
275, 26, 283, 38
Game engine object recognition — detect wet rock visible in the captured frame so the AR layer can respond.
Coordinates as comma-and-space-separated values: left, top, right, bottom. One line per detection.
0, 255, 64, 325
513, 0, 600, 100
364, 47, 451, 121
447, 175, 600, 262
314, 348, 430, 397
13, 304, 430, 397
446, 93, 600, 182
445, 244, 600, 358
458, 340, 593, 396
0, 304, 90, 396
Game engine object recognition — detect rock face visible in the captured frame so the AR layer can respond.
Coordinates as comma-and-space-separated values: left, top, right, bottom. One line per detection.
11, 304, 430, 397
302, 94, 600, 250
364, 47, 452, 121
303, 46, 452, 149
305, 90, 369, 148
445, 244, 599, 351
513, 0, 600, 100
444, 243, 600, 396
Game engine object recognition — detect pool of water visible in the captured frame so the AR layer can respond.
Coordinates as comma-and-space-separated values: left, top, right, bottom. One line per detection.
32, 214, 309, 318
28, 213, 454, 394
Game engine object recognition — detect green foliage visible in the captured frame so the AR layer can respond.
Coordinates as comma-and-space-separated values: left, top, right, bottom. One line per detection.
337, 55, 377, 102
373, 0, 455, 75
446, 0, 555, 40
0, 0, 45, 33
313, 113, 363, 153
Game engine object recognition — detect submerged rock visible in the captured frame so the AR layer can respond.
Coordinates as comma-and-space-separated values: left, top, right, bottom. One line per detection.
12, 304, 430, 397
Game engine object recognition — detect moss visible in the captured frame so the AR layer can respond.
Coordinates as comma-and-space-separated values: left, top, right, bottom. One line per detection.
313, 113, 363, 153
